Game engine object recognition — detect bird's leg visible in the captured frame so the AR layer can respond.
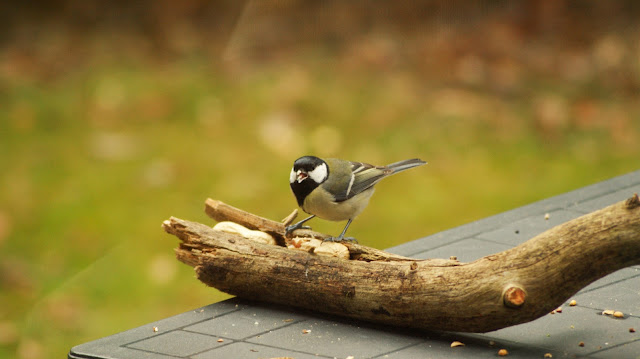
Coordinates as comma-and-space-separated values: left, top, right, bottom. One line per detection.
285, 215, 316, 236
324, 219, 358, 243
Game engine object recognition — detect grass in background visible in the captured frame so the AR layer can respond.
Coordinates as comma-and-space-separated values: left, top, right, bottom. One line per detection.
1, 54, 639, 358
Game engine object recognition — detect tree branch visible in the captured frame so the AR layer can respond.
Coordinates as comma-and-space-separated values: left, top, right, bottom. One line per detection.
163, 194, 640, 333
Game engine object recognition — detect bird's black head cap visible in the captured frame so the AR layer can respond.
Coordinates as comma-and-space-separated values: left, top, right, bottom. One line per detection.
293, 156, 325, 173
289, 156, 328, 207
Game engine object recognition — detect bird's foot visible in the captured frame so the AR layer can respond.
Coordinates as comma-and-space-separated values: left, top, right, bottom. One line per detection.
323, 236, 358, 243
285, 223, 312, 236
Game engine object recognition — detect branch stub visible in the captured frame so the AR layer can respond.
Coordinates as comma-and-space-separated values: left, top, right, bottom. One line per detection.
503, 286, 527, 308
625, 193, 639, 209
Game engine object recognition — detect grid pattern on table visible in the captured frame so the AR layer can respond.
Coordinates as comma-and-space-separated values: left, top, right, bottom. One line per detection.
69, 170, 640, 359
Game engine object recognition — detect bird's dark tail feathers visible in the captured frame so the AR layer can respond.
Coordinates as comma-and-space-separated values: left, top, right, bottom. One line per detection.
385, 158, 427, 174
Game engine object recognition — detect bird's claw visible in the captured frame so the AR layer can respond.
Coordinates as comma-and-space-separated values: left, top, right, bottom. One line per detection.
285, 224, 312, 236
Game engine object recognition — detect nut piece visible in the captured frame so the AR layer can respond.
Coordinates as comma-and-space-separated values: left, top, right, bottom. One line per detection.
613, 311, 624, 318
450, 341, 465, 348
302, 329, 311, 334
555, 307, 562, 313
578, 342, 585, 347
498, 348, 509, 356
569, 300, 577, 306
629, 328, 636, 333
213, 221, 276, 245
602, 309, 615, 316
544, 353, 552, 358
217, 338, 224, 343
544, 213, 550, 220
288, 238, 323, 252
314, 242, 350, 259
287, 238, 350, 259
152, 326, 159, 332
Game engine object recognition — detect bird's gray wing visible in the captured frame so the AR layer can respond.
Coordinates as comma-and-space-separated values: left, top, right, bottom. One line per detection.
333, 161, 391, 202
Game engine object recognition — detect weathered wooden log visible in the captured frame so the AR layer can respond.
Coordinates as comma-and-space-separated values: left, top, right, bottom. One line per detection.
163, 194, 640, 332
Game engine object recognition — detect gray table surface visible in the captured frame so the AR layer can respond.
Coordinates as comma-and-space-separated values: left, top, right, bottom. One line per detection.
69, 170, 640, 359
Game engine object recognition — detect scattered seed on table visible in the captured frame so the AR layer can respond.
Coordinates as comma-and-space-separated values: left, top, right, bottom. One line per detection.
613, 311, 624, 318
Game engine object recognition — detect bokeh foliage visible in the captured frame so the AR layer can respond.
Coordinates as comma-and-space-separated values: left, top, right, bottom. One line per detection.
1, 1, 639, 358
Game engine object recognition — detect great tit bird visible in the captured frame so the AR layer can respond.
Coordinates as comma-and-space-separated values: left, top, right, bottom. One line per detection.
287, 156, 426, 242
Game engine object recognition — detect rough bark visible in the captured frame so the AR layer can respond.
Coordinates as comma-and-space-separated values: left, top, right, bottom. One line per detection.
163, 194, 640, 333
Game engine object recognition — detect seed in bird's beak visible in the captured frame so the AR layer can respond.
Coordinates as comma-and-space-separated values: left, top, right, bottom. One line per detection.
297, 170, 308, 183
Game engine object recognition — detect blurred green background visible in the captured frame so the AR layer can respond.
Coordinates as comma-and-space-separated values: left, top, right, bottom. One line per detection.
1, 1, 639, 358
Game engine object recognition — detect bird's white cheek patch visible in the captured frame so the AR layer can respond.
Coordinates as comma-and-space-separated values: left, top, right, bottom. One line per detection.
289, 168, 297, 183
308, 163, 328, 183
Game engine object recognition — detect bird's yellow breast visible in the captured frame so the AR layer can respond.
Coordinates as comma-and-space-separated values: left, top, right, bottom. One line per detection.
302, 186, 375, 221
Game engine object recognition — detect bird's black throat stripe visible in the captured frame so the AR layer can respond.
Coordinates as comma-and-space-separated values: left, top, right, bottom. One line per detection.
290, 178, 319, 207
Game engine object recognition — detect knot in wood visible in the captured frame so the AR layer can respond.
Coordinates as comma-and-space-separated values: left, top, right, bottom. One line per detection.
503, 286, 526, 308
625, 193, 640, 209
